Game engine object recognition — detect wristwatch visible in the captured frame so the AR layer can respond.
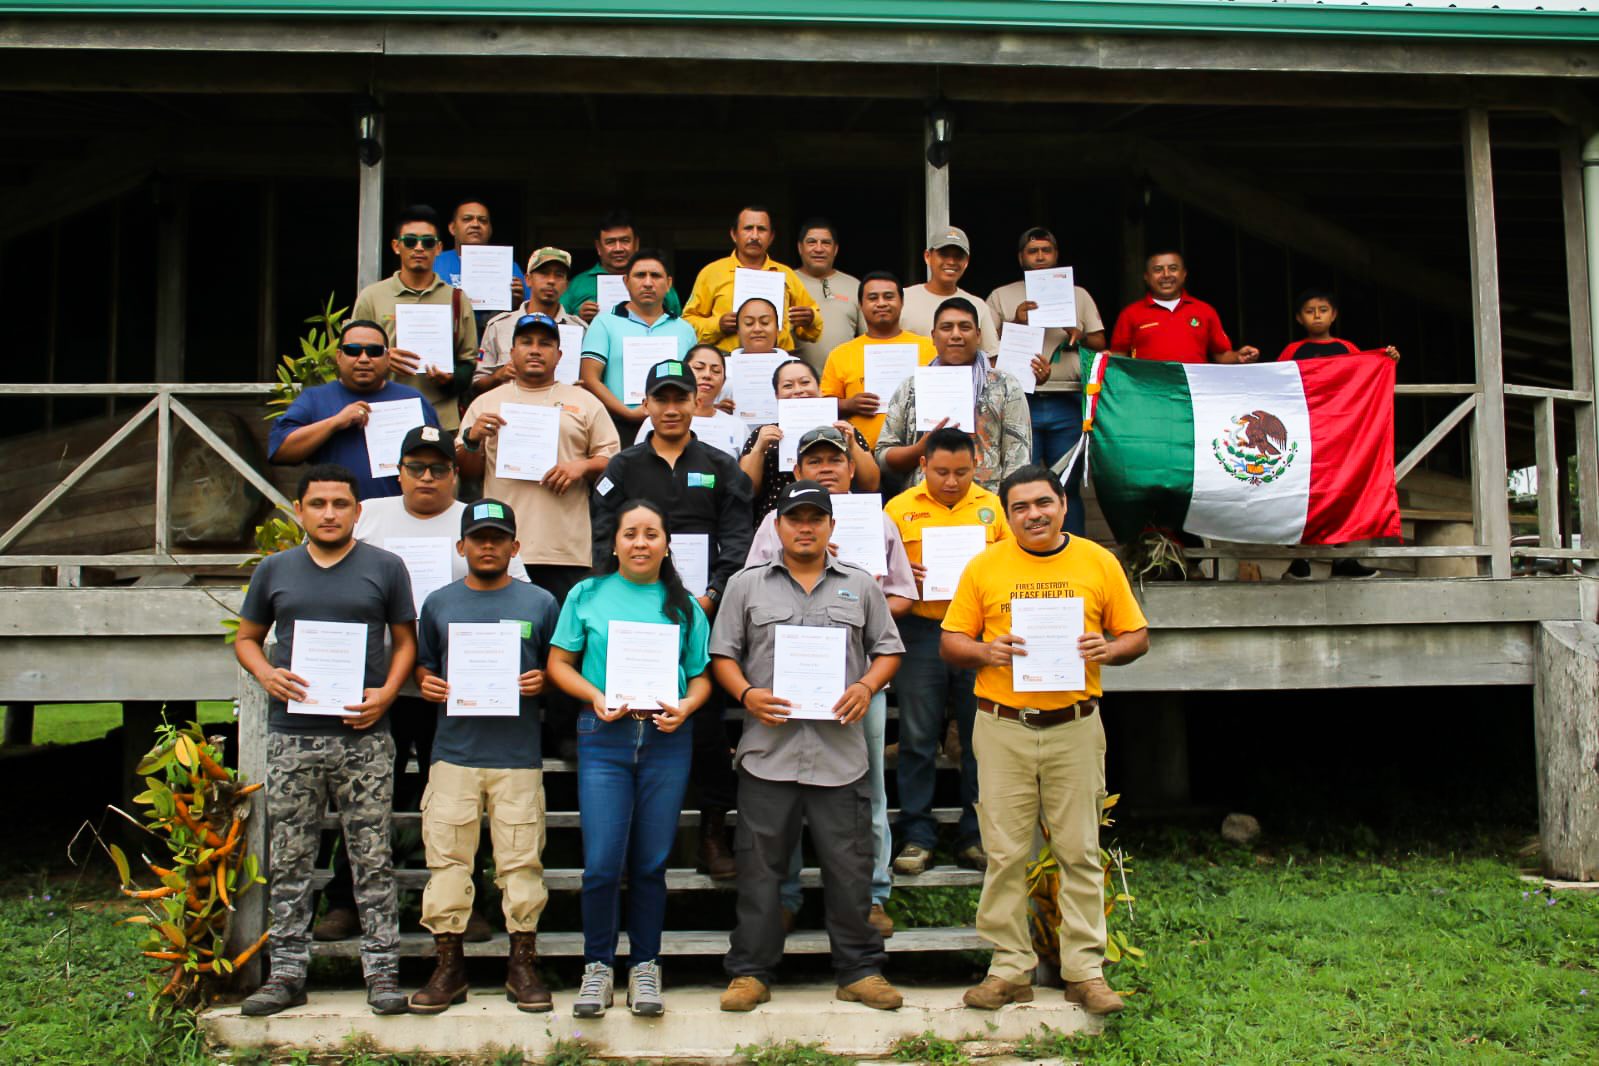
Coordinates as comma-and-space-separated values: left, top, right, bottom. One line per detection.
704, 586, 722, 606
460, 425, 481, 452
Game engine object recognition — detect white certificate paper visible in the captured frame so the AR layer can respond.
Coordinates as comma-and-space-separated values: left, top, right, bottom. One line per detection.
556, 323, 585, 385
1024, 267, 1077, 329
670, 533, 710, 597
460, 245, 514, 311
996, 323, 1046, 395
622, 336, 678, 404
286, 620, 366, 716
693, 416, 745, 458
446, 622, 521, 717
733, 267, 787, 330
728, 352, 787, 424
363, 397, 426, 479
830, 493, 887, 577
596, 273, 629, 314
1010, 597, 1086, 693
920, 525, 987, 600
914, 366, 975, 432
776, 397, 840, 469
383, 536, 453, 613
864, 344, 920, 400
394, 303, 454, 374
604, 620, 680, 710
773, 625, 847, 721
495, 402, 562, 482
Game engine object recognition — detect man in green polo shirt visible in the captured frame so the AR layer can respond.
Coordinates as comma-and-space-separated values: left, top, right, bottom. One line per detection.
561, 209, 682, 323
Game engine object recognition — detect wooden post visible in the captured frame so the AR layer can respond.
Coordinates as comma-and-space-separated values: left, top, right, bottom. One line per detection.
355, 107, 385, 295
154, 181, 188, 383
1560, 132, 1598, 565
227, 663, 271, 991
923, 117, 949, 268
2, 703, 34, 746
1534, 621, 1599, 881
1462, 110, 1512, 579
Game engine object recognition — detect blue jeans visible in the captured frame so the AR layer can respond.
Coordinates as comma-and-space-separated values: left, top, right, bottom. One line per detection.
780, 690, 890, 912
1030, 391, 1086, 537
576, 709, 692, 965
893, 614, 980, 851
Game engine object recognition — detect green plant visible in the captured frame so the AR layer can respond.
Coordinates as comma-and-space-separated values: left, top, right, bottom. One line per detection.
1027, 793, 1145, 988
1124, 529, 1188, 588
736, 1040, 854, 1066
545, 1037, 600, 1066
267, 293, 348, 422
1013, 1024, 1082, 1060
889, 1031, 970, 1065
884, 884, 979, 929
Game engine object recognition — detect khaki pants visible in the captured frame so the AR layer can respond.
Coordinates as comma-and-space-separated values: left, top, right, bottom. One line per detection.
420, 760, 547, 935
972, 708, 1107, 983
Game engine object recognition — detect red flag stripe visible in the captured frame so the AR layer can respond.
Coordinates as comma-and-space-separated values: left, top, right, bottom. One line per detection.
1299, 353, 1403, 544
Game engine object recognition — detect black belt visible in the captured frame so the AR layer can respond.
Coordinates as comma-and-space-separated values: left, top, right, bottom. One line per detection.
977, 697, 1097, 729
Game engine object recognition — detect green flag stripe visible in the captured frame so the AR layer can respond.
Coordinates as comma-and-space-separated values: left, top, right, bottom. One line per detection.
1084, 354, 1195, 544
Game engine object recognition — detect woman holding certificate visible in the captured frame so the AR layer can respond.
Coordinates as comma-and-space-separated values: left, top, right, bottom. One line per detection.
547, 499, 713, 1019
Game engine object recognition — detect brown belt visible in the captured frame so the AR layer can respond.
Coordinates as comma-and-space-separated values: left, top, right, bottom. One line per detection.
978, 697, 1097, 729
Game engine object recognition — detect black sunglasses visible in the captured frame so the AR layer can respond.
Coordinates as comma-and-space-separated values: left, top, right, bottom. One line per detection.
397, 234, 440, 249
339, 343, 387, 359
399, 460, 453, 478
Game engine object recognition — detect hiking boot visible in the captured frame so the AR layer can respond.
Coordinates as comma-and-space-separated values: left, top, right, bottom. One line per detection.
628, 959, 665, 1017
698, 810, 737, 881
720, 976, 770, 1012
408, 934, 468, 1014
837, 974, 902, 1011
240, 973, 307, 1017
1064, 976, 1125, 1015
572, 961, 613, 1018
954, 842, 987, 871
963, 975, 1034, 1010
367, 973, 408, 1016
311, 906, 359, 942
464, 908, 494, 943
1284, 558, 1312, 580
892, 843, 932, 876
1331, 558, 1378, 579
868, 904, 894, 938
505, 932, 552, 1013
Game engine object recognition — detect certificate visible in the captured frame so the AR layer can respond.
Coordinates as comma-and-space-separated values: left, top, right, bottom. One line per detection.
728, 352, 787, 424
446, 622, 521, 717
776, 397, 839, 468
733, 267, 787, 330
286, 620, 366, 716
670, 533, 710, 597
1010, 597, 1086, 693
495, 402, 561, 482
555, 323, 585, 385
394, 303, 454, 374
864, 344, 920, 400
914, 367, 975, 432
773, 625, 846, 721
830, 493, 887, 577
460, 245, 513, 312
996, 323, 1046, 395
604, 621, 680, 710
622, 336, 678, 404
693, 415, 745, 458
1024, 267, 1077, 329
383, 536, 453, 613
363, 397, 426, 479
919, 525, 987, 600
596, 273, 629, 314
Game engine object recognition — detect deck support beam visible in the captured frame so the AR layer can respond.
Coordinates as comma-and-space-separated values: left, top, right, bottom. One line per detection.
1462, 109, 1512, 579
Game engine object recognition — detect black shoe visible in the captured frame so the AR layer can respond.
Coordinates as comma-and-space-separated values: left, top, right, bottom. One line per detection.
1284, 559, 1312, 580
240, 974, 307, 1017
1331, 558, 1378, 579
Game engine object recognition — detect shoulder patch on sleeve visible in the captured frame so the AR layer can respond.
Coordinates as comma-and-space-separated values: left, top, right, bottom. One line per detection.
596, 476, 614, 497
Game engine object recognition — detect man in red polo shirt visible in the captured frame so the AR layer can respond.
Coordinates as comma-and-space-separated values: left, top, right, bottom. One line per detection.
1108, 251, 1259, 365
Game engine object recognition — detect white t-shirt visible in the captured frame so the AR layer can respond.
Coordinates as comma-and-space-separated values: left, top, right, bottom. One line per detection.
355, 497, 531, 589
693, 410, 749, 458
902, 283, 1001, 354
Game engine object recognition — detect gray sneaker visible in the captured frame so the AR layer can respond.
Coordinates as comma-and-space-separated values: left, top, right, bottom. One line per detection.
628, 960, 664, 1016
572, 961, 614, 1018
240, 973, 307, 1017
366, 973, 408, 1016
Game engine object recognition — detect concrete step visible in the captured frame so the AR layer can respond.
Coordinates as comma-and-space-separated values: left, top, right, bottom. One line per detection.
310, 927, 986, 958
325, 806, 967, 831
203, 984, 1100, 1059
309, 865, 983, 893
400, 751, 962, 775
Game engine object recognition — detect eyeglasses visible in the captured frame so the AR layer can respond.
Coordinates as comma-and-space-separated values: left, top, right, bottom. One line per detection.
338, 343, 387, 359
397, 234, 441, 250
400, 460, 453, 478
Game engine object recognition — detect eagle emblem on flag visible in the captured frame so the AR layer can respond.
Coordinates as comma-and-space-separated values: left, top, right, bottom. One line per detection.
1213, 410, 1297, 486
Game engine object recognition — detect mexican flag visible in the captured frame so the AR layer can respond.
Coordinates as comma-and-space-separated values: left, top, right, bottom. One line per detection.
1082, 352, 1402, 545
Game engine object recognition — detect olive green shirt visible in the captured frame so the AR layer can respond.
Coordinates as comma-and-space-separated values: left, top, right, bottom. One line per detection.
351, 272, 479, 429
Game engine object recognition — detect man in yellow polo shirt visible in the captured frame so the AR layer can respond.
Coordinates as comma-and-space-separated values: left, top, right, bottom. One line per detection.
682, 205, 822, 354
820, 272, 937, 450
941, 463, 1149, 1017
883, 426, 1004, 877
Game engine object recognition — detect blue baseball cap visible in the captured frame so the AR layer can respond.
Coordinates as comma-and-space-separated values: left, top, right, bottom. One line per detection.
512, 313, 560, 338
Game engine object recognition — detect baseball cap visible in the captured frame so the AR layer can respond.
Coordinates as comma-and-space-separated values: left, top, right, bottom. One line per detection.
512, 312, 560, 338
461, 498, 517, 538
644, 359, 697, 398
399, 424, 454, 463
526, 247, 573, 273
797, 425, 850, 457
774, 479, 834, 517
927, 226, 971, 254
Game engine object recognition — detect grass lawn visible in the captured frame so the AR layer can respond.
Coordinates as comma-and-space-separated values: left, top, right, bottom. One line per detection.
1, 702, 235, 749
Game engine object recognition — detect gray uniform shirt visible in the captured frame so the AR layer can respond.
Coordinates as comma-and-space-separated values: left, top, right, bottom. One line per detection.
709, 555, 905, 786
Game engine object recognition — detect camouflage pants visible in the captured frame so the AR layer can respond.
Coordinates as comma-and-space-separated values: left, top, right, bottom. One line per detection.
266, 731, 398, 982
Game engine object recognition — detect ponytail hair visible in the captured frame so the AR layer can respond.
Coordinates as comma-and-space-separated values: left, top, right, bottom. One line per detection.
599, 498, 697, 634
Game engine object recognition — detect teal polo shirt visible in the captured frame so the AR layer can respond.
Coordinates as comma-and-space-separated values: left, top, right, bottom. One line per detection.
562, 263, 683, 317
580, 306, 699, 407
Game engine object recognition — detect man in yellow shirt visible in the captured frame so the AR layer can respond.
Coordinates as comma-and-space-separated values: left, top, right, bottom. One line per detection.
682, 206, 823, 354
883, 427, 1006, 877
941, 463, 1149, 1017
820, 272, 937, 449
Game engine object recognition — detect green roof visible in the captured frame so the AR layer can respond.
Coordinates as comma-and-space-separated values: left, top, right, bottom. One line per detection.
2, 0, 1597, 43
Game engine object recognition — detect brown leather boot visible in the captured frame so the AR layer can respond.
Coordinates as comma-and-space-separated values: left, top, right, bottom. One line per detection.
505, 931, 552, 1013
407, 933, 468, 1014
698, 810, 737, 881
962, 974, 1034, 1010
1064, 976, 1125, 1015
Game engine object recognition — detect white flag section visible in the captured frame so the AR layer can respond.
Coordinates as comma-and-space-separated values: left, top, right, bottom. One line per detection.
1182, 362, 1313, 545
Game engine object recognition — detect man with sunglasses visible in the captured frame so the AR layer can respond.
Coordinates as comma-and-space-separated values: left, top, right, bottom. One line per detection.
269, 319, 441, 500
352, 204, 479, 430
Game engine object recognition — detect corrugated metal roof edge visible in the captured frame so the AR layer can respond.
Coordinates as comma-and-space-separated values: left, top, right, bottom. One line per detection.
1, 1, 1597, 44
